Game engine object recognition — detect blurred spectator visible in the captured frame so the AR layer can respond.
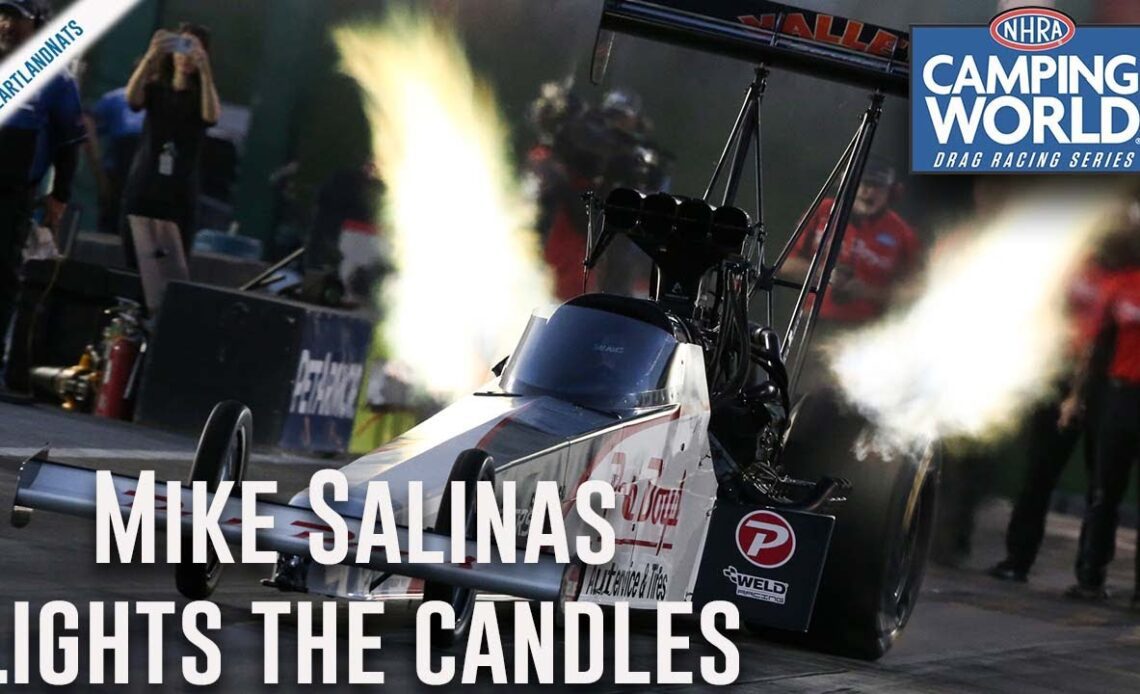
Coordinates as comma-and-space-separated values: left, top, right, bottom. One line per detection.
594, 89, 670, 298
782, 157, 922, 328
988, 249, 1119, 582
0, 0, 85, 396
120, 23, 221, 268
305, 161, 390, 309
1097, 0, 1140, 23
1065, 211, 1140, 605
524, 83, 670, 300
307, 161, 383, 271
523, 78, 584, 241
266, 160, 305, 259
89, 81, 145, 235
996, 0, 1055, 12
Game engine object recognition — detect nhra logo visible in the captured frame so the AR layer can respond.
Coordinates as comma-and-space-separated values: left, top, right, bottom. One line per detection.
735, 510, 795, 569
911, 8, 1140, 173
989, 8, 1075, 52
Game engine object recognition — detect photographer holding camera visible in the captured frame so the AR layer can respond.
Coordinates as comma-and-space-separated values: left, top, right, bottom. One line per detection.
119, 22, 221, 268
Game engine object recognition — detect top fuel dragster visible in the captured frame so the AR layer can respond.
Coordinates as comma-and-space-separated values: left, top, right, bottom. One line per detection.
7, 0, 936, 660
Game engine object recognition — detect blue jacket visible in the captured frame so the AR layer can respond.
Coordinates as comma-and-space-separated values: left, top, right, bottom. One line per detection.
0, 69, 86, 189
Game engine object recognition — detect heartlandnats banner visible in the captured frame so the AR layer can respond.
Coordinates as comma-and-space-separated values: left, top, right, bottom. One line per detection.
0, 0, 143, 126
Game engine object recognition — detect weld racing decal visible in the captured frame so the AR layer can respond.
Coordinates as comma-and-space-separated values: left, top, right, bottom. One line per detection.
722, 566, 788, 605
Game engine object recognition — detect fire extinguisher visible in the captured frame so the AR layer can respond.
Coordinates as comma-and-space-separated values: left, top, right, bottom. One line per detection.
94, 300, 146, 420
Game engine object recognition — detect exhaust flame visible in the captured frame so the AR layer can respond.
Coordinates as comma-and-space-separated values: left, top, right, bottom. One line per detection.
829, 190, 1115, 446
335, 12, 552, 402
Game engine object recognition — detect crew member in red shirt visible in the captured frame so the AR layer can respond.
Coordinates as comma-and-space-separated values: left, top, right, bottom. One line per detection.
989, 253, 1119, 582
783, 158, 921, 327
1063, 224, 1140, 605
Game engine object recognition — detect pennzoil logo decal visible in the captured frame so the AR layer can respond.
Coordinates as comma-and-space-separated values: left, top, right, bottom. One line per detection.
735, 510, 795, 569
911, 8, 1140, 173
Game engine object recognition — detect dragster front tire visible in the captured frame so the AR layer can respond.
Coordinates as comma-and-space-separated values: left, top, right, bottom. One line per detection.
175, 400, 251, 600
422, 448, 495, 647
777, 389, 938, 660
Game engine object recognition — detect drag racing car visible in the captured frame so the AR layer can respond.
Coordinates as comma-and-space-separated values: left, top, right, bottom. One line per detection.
7, 0, 936, 660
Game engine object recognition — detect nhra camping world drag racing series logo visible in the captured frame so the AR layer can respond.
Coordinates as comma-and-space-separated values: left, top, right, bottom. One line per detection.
735, 510, 796, 569
912, 7, 1140, 173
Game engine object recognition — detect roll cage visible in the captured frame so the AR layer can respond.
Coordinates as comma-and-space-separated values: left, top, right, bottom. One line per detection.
584, 0, 908, 399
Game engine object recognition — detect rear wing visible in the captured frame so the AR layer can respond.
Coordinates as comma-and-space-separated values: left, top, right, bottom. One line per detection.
596, 0, 909, 97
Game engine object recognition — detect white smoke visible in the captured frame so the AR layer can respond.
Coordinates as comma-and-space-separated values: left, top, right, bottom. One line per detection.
335, 12, 552, 403
829, 188, 1115, 446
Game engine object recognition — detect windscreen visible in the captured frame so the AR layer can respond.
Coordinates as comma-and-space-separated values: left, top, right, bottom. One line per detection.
500, 305, 677, 411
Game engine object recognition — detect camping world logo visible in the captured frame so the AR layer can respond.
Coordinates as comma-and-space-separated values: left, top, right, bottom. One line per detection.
911, 8, 1140, 173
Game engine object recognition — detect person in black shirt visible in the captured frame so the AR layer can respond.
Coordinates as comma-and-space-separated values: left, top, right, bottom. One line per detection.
120, 23, 221, 268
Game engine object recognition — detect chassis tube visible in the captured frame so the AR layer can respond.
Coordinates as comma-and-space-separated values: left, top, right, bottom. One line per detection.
785, 93, 885, 393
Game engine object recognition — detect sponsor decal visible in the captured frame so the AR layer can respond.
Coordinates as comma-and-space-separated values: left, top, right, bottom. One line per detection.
593, 342, 626, 354
582, 561, 670, 601
610, 454, 685, 554
1117, 299, 1140, 324
989, 8, 1075, 52
290, 349, 365, 420
735, 510, 795, 569
722, 566, 788, 605
282, 313, 372, 452
912, 8, 1140, 172
737, 8, 908, 60
875, 232, 899, 247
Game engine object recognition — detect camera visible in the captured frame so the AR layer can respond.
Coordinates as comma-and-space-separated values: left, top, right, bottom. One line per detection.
164, 35, 193, 54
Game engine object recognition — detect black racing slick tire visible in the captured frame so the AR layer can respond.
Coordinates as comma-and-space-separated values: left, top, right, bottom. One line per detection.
777, 389, 939, 660
175, 400, 251, 600
422, 448, 495, 647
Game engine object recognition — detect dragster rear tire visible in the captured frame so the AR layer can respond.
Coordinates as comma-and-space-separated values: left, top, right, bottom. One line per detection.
423, 448, 495, 647
776, 389, 938, 660
175, 400, 251, 600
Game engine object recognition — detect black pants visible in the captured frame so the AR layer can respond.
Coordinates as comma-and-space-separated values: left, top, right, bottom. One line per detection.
97, 173, 125, 236
933, 445, 995, 561
1003, 389, 1097, 572
1076, 380, 1140, 588
0, 186, 35, 348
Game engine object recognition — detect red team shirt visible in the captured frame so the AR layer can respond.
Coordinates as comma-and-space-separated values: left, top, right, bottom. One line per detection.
1092, 269, 1140, 385
792, 199, 921, 323
1066, 262, 1117, 356
544, 205, 598, 300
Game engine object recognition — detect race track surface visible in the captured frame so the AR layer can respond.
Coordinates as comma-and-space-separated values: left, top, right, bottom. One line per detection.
0, 402, 1138, 692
